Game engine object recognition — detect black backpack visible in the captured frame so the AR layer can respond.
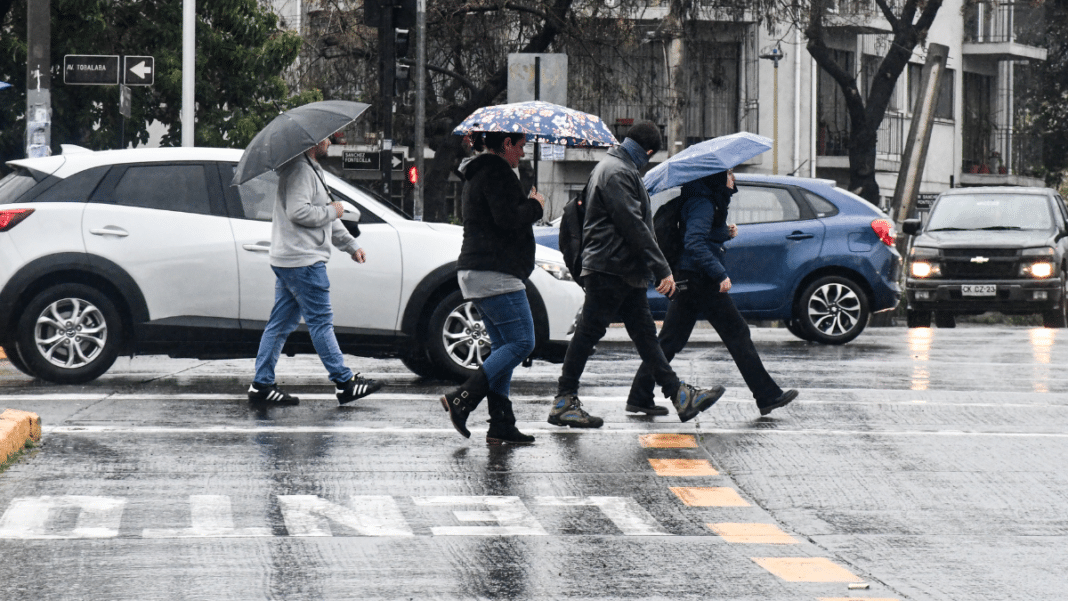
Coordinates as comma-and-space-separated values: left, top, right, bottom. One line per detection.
558, 184, 588, 285
653, 195, 687, 268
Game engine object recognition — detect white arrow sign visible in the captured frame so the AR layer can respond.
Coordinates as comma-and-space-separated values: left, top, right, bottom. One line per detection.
129, 61, 152, 79
123, 56, 154, 86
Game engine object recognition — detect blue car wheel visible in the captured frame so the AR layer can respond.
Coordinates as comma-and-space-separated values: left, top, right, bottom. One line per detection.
796, 275, 870, 345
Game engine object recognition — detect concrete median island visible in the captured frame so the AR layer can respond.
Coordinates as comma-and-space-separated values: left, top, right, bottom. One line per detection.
0, 409, 41, 469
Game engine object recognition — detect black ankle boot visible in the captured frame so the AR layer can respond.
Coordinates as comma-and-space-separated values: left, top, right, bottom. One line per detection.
485, 391, 535, 445
439, 368, 489, 438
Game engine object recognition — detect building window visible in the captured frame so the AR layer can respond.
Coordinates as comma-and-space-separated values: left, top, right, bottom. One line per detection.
816, 48, 854, 156
568, 26, 740, 148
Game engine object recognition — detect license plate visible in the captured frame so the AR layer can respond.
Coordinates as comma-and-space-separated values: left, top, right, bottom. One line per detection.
961, 284, 996, 296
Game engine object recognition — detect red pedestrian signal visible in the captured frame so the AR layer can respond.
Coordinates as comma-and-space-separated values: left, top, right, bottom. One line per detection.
407, 165, 418, 185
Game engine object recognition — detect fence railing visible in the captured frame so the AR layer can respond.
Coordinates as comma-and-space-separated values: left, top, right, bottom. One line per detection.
817, 111, 907, 159
963, 2, 1045, 46
961, 127, 1043, 177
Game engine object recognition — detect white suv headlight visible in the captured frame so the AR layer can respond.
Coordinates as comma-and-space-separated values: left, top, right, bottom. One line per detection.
536, 259, 573, 282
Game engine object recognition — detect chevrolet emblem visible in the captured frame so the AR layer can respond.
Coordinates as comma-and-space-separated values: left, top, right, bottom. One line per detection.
971, 256, 990, 264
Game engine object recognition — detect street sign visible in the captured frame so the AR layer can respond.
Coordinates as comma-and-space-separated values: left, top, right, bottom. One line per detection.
63, 55, 119, 85
124, 56, 154, 86
343, 150, 380, 171
916, 193, 939, 209
119, 85, 131, 118
343, 150, 406, 171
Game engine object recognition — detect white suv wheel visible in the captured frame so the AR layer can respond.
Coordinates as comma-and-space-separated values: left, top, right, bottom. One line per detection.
16, 284, 123, 384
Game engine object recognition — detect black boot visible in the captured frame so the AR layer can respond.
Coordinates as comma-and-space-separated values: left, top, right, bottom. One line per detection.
486, 391, 535, 445
439, 368, 489, 438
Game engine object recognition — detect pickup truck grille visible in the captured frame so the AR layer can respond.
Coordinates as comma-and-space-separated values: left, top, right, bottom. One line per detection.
939, 249, 1020, 279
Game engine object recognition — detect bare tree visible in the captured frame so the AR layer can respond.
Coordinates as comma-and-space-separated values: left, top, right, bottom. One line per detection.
797, 0, 945, 203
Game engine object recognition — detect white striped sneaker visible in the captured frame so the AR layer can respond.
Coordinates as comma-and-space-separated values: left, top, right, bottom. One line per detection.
335, 374, 383, 405
248, 383, 300, 406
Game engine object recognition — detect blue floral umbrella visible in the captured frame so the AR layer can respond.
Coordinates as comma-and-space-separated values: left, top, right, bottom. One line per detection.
643, 131, 773, 195
453, 101, 617, 147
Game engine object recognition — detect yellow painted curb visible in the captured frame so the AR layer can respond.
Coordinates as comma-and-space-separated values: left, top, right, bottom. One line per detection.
0, 347, 6, 359
0, 409, 41, 465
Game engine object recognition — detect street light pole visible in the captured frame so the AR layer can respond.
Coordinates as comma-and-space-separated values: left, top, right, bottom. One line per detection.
182, 0, 194, 147
760, 46, 784, 175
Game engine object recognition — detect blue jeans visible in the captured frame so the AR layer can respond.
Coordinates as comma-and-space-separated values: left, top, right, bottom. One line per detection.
473, 290, 535, 397
253, 262, 353, 385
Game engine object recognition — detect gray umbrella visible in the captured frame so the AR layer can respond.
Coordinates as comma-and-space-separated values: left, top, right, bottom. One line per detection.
231, 100, 370, 186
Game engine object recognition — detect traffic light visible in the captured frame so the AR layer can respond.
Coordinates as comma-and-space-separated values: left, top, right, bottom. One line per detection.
395, 63, 411, 95
394, 28, 410, 59
365, 0, 416, 30
407, 165, 419, 186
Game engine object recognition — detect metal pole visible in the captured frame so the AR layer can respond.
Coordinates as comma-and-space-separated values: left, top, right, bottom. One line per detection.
772, 57, 779, 175
25, 0, 51, 159
413, 0, 425, 221
182, 0, 194, 147
379, 1, 395, 203
533, 56, 540, 190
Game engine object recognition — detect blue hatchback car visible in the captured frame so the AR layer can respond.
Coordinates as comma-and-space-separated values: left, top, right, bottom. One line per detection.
535, 174, 902, 344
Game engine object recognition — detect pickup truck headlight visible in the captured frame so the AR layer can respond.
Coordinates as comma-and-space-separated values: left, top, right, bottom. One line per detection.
909, 246, 940, 278
911, 261, 941, 278
536, 259, 573, 282
1022, 261, 1054, 278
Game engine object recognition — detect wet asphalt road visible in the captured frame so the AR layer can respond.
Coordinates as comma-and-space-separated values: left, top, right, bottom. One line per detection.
1, 324, 1067, 600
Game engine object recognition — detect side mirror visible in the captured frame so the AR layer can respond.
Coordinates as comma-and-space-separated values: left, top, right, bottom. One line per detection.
902, 218, 922, 236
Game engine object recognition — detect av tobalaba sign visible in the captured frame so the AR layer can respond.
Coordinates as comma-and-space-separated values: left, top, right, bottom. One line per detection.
63, 55, 120, 85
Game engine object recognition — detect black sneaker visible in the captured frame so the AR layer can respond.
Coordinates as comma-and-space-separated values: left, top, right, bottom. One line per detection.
336, 373, 383, 405
758, 389, 798, 416
547, 394, 604, 428
248, 383, 299, 406
625, 403, 670, 416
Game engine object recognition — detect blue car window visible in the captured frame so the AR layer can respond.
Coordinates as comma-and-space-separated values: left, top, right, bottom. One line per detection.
731, 186, 800, 224
801, 190, 839, 218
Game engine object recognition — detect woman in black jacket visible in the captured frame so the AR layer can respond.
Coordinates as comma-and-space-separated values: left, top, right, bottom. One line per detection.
440, 131, 545, 444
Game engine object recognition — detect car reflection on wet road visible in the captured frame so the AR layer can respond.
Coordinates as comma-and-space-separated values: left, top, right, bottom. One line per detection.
1, 324, 1067, 600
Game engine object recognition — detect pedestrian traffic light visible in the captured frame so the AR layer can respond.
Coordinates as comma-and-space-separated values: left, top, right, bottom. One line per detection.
407, 165, 418, 186
394, 63, 411, 95
395, 28, 410, 59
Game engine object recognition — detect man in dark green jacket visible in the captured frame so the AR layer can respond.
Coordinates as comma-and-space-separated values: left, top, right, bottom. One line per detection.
549, 121, 725, 427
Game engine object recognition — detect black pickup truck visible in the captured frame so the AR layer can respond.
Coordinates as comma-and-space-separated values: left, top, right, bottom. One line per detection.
902, 187, 1068, 328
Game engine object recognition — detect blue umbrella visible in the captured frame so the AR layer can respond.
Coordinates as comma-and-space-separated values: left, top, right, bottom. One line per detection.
0, 82, 11, 90
643, 132, 772, 195
453, 100, 617, 147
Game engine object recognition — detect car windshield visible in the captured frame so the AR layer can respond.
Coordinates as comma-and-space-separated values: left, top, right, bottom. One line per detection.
926, 194, 1053, 231
326, 174, 412, 220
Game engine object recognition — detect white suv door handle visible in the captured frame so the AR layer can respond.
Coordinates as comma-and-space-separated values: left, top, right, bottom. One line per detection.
242, 242, 271, 253
89, 226, 129, 237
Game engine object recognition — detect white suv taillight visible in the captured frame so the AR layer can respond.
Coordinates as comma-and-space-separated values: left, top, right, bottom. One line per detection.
0, 208, 34, 231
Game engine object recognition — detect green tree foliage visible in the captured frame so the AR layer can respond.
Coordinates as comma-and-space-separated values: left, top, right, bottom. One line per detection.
0, 0, 309, 165
1019, 0, 1068, 187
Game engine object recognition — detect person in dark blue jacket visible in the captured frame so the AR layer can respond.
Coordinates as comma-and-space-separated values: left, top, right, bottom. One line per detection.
626, 169, 798, 417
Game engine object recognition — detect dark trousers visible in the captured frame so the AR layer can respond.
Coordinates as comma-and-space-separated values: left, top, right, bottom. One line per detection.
558, 272, 680, 399
628, 270, 782, 407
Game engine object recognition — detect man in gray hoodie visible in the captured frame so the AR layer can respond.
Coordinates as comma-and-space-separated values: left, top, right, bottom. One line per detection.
248, 137, 383, 406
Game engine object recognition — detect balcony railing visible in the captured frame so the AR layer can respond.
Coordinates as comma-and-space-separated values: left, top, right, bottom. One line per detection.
817, 112, 907, 160
962, 127, 1042, 177
963, 2, 1045, 46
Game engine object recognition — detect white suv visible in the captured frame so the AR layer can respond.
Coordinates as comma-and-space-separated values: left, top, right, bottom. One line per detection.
0, 147, 583, 384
